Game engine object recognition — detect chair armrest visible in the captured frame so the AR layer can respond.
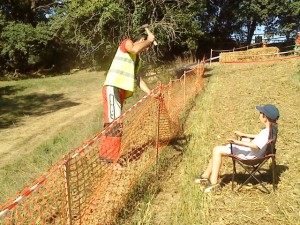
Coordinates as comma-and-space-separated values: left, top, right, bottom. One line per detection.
235, 134, 254, 141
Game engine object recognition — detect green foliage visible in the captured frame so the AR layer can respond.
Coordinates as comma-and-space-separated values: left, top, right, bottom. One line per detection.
0, 0, 300, 74
49, 0, 128, 63
0, 21, 53, 72
265, 0, 300, 37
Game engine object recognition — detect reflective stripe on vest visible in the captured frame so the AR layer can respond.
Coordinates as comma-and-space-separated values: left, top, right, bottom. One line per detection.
104, 47, 142, 98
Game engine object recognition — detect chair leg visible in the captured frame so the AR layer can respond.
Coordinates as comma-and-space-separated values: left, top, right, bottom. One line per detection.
232, 160, 236, 190
237, 159, 271, 193
272, 157, 277, 191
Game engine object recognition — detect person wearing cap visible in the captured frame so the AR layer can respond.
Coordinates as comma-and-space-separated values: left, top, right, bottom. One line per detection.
194, 104, 279, 193
294, 31, 300, 55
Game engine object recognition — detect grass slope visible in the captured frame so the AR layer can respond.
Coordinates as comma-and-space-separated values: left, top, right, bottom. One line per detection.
0, 71, 105, 203
123, 60, 300, 225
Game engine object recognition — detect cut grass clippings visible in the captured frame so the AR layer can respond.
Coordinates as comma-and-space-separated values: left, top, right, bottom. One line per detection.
119, 59, 300, 225
1, 59, 299, 224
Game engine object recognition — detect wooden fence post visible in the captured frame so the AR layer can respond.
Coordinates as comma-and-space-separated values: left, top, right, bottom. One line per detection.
155, 83, 162, 176
64, 159, 73, 225
184, 71, 186, 106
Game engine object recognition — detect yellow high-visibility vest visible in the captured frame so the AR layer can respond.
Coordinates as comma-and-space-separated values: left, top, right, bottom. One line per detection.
104, 47, 142, 98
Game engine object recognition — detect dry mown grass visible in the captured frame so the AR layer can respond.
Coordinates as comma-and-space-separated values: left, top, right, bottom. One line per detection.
126, 59, 300, 225
201, 61, 300, 225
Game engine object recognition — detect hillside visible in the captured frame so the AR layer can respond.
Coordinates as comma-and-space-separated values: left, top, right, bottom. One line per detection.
121, 59, 300, 225
1, 59, 299, 224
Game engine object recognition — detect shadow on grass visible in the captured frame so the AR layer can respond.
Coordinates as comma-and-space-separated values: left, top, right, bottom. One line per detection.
116, 134, 189, 224
0, 85, 79, 129
221, 164, 289, 189
169, 134, 191, 153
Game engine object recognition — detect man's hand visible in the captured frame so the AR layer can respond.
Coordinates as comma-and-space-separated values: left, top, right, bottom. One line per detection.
144, 28, 155, 43
147, 32, 155, 43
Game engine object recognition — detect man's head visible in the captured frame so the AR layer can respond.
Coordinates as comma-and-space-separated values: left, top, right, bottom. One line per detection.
133, 33, 148, 42
256, 104, 280, 122
133, 33, 152, 52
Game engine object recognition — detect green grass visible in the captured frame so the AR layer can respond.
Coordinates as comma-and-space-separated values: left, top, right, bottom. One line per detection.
0, 71, 105, 203
0, 71, 102, 128
0, 106, 103, 203
0, 65, 174, 205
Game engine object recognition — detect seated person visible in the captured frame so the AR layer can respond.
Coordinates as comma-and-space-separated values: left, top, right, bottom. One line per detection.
194, 104, 279, 193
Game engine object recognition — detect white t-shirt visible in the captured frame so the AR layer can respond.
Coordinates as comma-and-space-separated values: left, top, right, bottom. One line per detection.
228, 127, 269, 159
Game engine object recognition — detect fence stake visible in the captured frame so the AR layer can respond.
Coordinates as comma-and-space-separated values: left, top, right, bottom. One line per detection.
155, 83, 162, 176
210, 49, 212, 66
184, 71, 186, 106
64, 158, 73, 225
168, 78, 171, 112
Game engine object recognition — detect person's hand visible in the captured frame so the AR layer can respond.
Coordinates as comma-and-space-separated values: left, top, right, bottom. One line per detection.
227, 139, 235, 144
147, 32, 155, 43
234, 131, 243, 137
145, 28, 155, 43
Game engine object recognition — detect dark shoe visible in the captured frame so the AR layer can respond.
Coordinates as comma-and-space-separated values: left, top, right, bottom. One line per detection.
194, 175, 209, 184
203, 183, 221, 193
117, 158, 127, 167
113, 163, 124, 171
100, 157, 114, 164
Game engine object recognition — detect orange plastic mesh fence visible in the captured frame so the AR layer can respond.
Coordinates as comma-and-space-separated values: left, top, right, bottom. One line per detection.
0, 61, 205, 225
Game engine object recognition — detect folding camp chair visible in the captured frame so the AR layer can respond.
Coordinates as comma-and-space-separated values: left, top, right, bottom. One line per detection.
227, 124, 278, 193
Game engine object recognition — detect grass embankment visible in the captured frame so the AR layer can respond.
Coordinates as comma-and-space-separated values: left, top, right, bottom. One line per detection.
120, 60, 300, 225
0, 71, 105, 203
0, 66, 172, 205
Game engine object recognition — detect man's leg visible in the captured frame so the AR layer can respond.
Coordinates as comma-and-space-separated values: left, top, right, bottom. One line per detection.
100, 86, 125, 162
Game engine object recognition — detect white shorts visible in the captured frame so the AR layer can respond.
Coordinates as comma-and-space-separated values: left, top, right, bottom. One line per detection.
225, 144, 256, 159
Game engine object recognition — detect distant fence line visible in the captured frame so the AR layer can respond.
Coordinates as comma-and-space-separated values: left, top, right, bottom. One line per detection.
0, 61, 205, 224
208, 43, 300, 64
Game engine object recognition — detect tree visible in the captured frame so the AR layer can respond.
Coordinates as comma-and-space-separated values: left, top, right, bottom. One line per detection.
0, 21, 54, 72
48, 0, 207, 65
0, 0, 55, 26
0, 1, 70, 73
264, 0, 300, 40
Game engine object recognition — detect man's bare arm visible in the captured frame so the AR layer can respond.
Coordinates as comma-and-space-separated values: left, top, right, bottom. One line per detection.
125, 35, 154, 54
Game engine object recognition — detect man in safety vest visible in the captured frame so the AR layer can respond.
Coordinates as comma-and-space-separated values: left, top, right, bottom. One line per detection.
100, 31, 156, 165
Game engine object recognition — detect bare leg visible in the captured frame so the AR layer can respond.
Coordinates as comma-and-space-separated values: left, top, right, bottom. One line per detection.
202, 159, 212, 179
202, 146, 230, 184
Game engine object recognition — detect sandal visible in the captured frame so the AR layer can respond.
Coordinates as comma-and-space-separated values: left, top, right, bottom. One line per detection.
194, 174, 209, 184
203, 183, 221, 193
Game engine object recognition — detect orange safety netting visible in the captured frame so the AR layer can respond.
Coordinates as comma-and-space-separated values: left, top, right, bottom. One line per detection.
0, 61, 205, 225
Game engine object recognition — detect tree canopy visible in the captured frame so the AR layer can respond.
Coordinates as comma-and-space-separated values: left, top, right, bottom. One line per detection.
0, 0, 299, 75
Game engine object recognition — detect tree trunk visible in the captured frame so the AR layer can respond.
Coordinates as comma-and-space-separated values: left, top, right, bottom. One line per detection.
246, 20, 257, 45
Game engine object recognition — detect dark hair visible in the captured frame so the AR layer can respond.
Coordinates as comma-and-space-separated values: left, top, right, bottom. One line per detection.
134, 33, 148, 42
